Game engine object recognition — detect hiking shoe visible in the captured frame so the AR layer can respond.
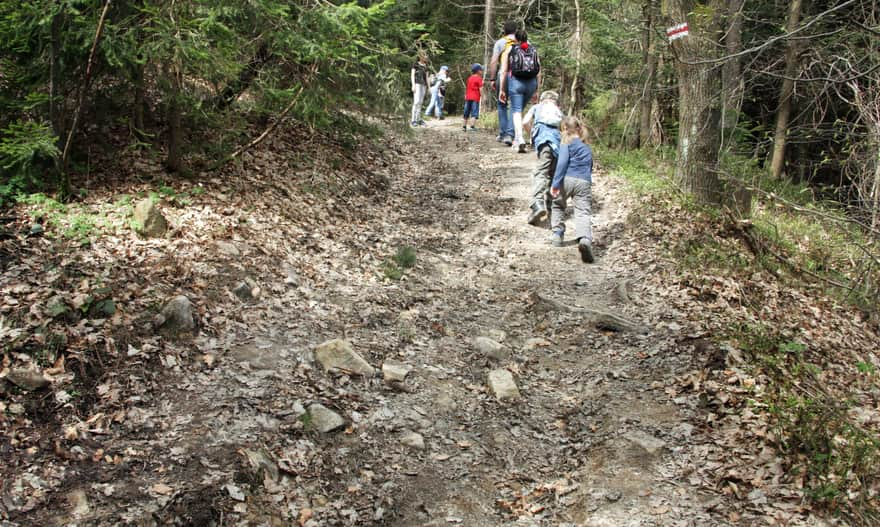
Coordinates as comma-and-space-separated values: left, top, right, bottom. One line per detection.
578, 240, 594, 263
439, 116, 445, 120
517, 143, 528, 154
502, 136, 513, 146
462, 125, 468, 131
496, 134, 503, 142
417, 120, 427, 126
550, 230, 564, 247
527, 204, 547, 226
469, 126, 477, 131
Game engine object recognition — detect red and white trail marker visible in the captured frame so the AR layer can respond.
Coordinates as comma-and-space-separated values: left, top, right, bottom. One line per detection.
666, 22, 689, 41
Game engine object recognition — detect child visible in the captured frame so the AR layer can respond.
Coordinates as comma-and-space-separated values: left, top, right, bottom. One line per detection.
549, 116, 595, 263
463, 63, 484, 131
410, 53, 429, 126
425, 65, 450, 119
522, 90, 563, 225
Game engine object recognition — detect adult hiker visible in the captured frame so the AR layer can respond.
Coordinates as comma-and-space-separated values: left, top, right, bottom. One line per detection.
410, 52, 429, 127
499, 29, 541, 153
488, 20, 518, 145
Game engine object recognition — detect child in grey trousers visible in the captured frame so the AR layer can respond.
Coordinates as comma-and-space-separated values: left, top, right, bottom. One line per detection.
549, 116, 595, 263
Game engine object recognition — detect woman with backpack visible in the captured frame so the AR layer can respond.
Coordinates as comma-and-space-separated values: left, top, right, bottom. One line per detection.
499, 29, 541, 153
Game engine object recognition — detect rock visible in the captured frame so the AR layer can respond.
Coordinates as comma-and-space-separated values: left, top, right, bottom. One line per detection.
307, 403, 345, 433
132, 199, 168, 238
523, 338, 551, 351
401, 431, 425, 450
625, 430, 666, 455
488, 369, 521, 400
6, 366, 50, 391
68, 489, 89, 517
232, 280, 254, 301
382, 361, 412, 383
314, 339, 374, 376
155, 295, 196, 333
8, 403, 25, 415
215, 240, 240, 257
29, 224, 44, 236
473, 337, 507, 361
239, 447, 279, 484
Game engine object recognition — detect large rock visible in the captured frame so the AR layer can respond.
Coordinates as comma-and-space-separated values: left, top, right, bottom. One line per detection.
401, 431, 425, 450
6, 366, 50, 391
132, 199, 168, 238
155, 295, 196, 333
307, 403, 345, 433
314, 339, 374, 376
488, 369, 521, 401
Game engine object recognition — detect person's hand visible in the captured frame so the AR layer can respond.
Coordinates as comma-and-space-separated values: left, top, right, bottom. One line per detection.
411, 85, 416, 93
550, 187, 560, 198
530, 92, 538, 103
499, 91, 507, 103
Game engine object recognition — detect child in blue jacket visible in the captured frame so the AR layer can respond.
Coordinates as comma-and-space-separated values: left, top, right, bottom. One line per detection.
549, 116, 595, 263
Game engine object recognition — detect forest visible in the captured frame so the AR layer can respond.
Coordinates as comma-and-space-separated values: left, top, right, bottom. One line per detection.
1, 0, 879, 525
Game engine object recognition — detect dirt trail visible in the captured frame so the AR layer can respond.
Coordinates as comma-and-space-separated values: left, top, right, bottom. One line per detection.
29, 117, 738, 527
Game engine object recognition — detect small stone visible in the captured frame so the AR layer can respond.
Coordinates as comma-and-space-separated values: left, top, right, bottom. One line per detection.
232, 282, 253, 301
523, 338, 551, 351
473, 337, 507, 361
488, 369, 520, 400
314, 339, 374, 376
155, 295, 196, 333
29, 224, 44, 236
8, 403, 25, 415
382, 361, 412, 383
401, 431, 425, 450
132, 199, 168, 238
215, 241, 240, 257
307, 403, 345, 433
605, 490, 622, 502
625, 430, 666, 455
68, 489, 89, 517
7, 367, 50, 391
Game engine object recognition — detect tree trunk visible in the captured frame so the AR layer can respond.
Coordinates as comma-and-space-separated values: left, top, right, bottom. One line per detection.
165, 66, 183, 173
638, 0, 657, 148
769, 0, 803, 180
666, 0, 725, 205
720, 0, 743, 148
133, 63, 146, 133
481, 0, 493, 103
568, 0, 582, 115
49, 7, 63, 138
214, 41, 270, 110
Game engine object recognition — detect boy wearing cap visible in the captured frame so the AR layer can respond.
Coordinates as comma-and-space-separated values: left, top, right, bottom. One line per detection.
523, 90, 564, 225
463, 63, 484, 131
425, 65, 450, 119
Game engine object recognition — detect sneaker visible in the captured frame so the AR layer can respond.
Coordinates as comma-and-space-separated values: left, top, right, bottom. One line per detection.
439, 116, 445, 120
496, 134, 503, 142
502, 136, 513, 146
463, 125, 468, 131
578, 240, 594, 263
527, 203, 547, 226
411, 121, 418, 127
550, 230, 564, 247
518, 143, 528, 154
469, 126, 477, 131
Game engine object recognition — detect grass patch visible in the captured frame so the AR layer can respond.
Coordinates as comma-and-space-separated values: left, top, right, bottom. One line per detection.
381, 245, 417, 281
600, 147, 674, 195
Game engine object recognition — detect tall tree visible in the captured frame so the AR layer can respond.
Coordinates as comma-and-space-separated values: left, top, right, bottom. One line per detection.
768, 0, 803, 180
720, 0, 743, 148
664, 0, 727, 205
638, 0, 658, 148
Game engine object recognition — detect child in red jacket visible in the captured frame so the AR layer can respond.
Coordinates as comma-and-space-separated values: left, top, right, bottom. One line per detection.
463, 63, 484, 131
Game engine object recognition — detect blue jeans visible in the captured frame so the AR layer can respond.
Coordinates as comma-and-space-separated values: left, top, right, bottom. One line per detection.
496, 79, 513, 139
508, 76, 538, 114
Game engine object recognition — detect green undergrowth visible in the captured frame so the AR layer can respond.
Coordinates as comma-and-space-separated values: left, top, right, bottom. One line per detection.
381, 245, 417, 281
731, 324, 880, 522
604, 146, 880, 521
